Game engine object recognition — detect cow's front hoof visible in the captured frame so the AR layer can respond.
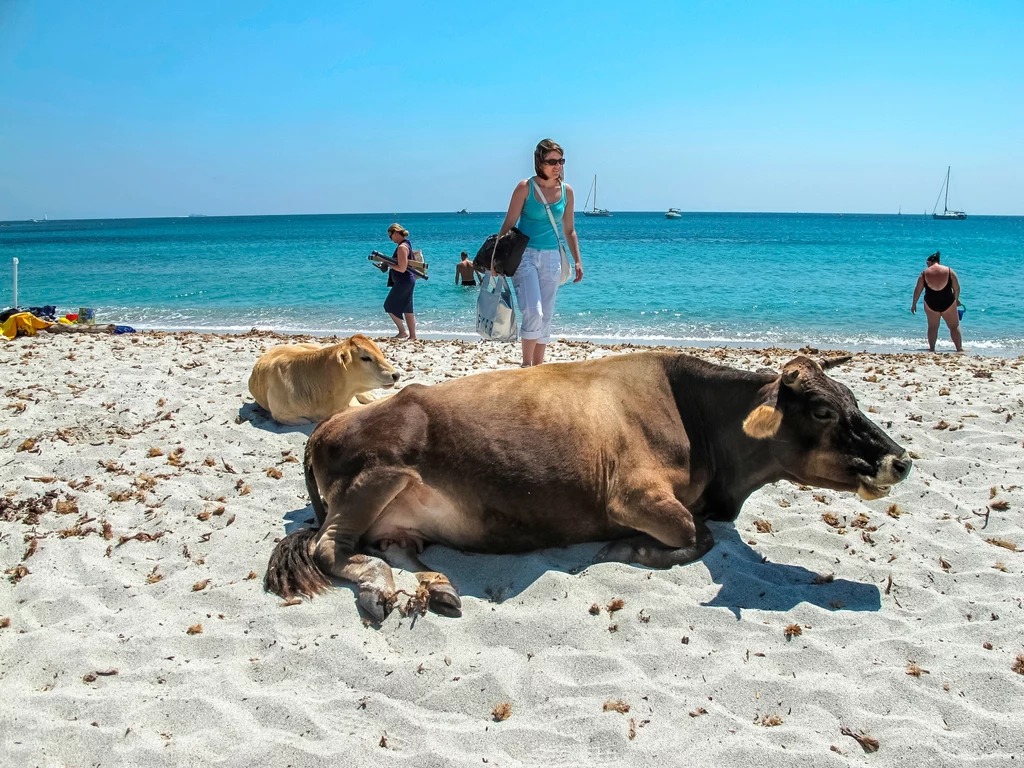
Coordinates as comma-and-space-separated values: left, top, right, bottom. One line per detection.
357, 587, 396, 622
428, 583, 463, 618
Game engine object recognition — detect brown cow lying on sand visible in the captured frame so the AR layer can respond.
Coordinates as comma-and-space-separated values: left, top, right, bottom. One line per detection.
248, 335, 399, 425
265, 352, 911, 620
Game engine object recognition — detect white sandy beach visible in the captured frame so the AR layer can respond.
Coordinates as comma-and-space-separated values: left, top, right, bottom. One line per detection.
1, 331, 1022, 767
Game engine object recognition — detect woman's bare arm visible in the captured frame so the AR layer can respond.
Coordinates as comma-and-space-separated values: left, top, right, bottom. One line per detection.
561, 185, 583, 283
911, 273, 925, 313
394, 242, 410, 273
491, 181, 529, 276
951, 270, 961, 303
499, 181, 529, 237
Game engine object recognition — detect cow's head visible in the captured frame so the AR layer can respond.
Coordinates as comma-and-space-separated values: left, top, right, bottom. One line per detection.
742, 355, 911, 499
336, 335, 400, 390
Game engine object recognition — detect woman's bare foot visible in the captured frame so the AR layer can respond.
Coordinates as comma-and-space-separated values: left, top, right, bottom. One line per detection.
394, 332, 409, 340
408, 335, 417, 341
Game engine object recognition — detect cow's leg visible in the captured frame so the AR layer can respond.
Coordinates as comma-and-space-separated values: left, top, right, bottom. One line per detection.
313, 471, 412, 620
266, 391, 308, 426
598, 487, 715, 567
368, 540, 462, 618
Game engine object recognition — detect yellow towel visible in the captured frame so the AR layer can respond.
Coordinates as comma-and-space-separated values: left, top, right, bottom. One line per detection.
1, 312, 53, 341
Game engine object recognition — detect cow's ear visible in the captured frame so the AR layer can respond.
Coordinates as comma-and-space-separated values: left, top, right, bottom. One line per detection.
743, 404, 782, 439
819, 354, 852, 370
743, 379, 782, 439
337, 345, 353, 366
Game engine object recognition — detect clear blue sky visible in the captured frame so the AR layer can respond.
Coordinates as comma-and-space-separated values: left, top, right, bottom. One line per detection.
1, 0, 1021, 218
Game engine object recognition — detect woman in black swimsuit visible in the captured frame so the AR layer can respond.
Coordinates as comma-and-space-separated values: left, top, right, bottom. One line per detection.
911, 252, 962, 352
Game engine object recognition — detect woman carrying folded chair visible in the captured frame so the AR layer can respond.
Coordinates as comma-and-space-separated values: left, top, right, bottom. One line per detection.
493, 139, 584, 367
384, 223, 417, 340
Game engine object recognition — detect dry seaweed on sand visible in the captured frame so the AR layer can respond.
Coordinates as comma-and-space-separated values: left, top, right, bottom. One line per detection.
491, 702, 512, 722
117, 530, 168, 547
821, 512, 842, 528
783, 623, 802, 639
985, 538, 1017, 551
906, 663, 930, 677
606, 598, 625, 615
840, 726, 880, 753
602, 699, 630, 713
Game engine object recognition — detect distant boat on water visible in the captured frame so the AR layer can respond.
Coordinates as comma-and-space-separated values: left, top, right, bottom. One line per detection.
582, 175, 611, 217
932, 167, 967, 220
665, 208, 682, 219
456, 208, 469, 215
30, 214, 48, 223
188, 213, 208, 218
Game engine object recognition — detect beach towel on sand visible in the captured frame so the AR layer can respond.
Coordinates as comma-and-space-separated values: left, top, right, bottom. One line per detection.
1, 312, 53, 340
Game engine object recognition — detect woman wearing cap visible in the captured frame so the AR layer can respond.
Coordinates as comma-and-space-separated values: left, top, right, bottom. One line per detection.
384, 223, 417, 340
494, 138, 584, 367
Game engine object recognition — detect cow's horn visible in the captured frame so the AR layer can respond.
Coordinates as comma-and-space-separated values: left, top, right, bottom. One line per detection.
819, 354, 852, 370
743, 405, 782, 439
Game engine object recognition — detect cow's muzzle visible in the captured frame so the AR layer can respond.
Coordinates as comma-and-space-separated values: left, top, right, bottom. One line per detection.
856, 452, 912, 500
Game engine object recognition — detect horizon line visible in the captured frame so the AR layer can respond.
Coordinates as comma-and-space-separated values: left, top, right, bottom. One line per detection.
3, 210, 1021, 224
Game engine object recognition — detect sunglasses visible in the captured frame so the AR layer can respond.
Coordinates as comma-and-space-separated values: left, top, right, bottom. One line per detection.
542, 157, 566, 166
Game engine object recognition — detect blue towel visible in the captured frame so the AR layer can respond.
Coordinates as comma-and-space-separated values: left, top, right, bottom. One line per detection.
113, 325, 136, 334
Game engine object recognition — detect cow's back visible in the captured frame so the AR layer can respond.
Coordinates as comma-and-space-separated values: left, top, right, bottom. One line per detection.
307, 353, 689, 548
249, 343, 338, 416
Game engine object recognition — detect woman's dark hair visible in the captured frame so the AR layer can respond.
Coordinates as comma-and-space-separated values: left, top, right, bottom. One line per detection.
534, 138, 564, 180
927, 251, 941, 264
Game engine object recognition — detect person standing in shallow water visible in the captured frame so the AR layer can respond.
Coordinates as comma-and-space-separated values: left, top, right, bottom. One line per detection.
911, 251, 963, 353
383, 223, 417, 340
455, 252, 477, 286
493, 138, 584, 367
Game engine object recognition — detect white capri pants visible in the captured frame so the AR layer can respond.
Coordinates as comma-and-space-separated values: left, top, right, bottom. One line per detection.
512, 247, 562, 344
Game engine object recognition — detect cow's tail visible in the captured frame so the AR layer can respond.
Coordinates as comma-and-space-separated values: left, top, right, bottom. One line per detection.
264, 528, 330, 599
263, 446, 332, 599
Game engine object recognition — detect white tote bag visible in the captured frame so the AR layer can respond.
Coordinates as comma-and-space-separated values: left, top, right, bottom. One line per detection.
530, 177, 573, 286
476, 273, 518, 342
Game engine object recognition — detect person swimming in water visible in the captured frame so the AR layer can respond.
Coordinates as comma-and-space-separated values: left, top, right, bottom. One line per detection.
911, 251, 962, 353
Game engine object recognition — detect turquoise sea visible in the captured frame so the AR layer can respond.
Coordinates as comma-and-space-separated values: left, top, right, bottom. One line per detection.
2, 212, 1022, 355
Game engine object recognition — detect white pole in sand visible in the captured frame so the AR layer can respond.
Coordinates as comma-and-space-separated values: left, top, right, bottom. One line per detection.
12, 257, 17, 308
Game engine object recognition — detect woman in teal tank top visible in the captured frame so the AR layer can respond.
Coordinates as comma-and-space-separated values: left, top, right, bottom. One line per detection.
495, 138, 584, 367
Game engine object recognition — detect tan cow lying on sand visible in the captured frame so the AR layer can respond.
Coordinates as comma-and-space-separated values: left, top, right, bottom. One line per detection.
248, 335, 399, 425
265, 352, 911, 620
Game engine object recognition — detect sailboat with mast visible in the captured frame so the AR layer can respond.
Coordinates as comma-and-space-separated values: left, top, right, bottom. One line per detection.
582, 175, 611, 217
932, 166, 967, 220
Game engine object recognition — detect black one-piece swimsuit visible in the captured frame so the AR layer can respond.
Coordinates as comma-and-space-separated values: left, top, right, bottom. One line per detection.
924, 268, 955, 313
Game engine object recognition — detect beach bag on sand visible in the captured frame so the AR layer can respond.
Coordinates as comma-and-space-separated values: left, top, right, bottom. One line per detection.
476, 274, 518, 342
474, 227, 529, 277
531, 177, 573, 286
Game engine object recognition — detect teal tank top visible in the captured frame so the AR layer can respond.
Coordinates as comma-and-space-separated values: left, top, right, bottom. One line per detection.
516, 177, 565, 250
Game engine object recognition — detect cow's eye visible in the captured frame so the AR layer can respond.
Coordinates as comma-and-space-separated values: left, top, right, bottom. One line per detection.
812, 406, 832, 421
360, 356, 372, 362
